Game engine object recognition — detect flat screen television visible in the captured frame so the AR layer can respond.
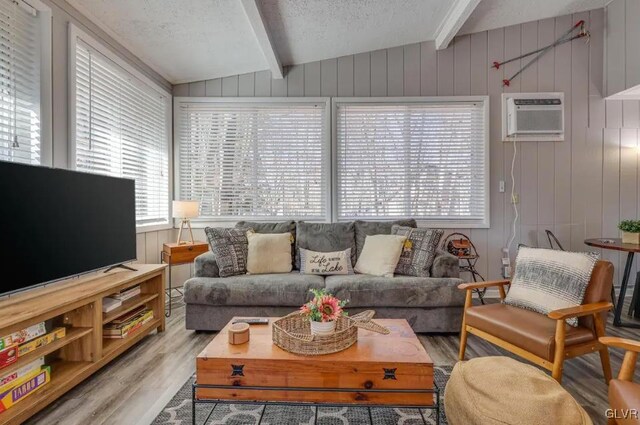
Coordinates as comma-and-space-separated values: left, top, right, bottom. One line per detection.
0, 161, 137, 295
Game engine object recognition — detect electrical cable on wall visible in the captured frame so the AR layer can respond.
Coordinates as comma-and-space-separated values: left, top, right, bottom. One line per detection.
507, 134, 518, 253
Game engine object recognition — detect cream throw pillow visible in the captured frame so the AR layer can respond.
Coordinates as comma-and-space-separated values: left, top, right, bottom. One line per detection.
246, 230, 292, 274
354, 235, 407, 277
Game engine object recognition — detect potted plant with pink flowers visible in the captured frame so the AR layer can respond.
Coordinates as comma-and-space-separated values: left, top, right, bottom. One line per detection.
300, 289, 349, 336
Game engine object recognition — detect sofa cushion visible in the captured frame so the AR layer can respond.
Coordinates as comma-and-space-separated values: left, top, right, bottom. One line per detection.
324, 274, 464, 308
354, 219, 417, 260
236, 221, 296, 269
465, 303, 595, 361
295, 222, 356, 269
183, 273, 324, 307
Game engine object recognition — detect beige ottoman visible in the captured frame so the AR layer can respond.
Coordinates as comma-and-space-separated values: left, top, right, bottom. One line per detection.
444, 356, 592, 425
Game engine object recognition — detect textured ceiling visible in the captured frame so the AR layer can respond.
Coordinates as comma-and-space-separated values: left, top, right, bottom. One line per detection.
459, 0, 605, 35
66, 0, 607, 85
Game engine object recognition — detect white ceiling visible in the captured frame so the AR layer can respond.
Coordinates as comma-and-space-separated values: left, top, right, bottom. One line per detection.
66, 0, 607, 85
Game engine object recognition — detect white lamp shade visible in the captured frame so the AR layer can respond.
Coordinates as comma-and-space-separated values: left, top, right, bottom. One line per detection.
173, 200, 200, 219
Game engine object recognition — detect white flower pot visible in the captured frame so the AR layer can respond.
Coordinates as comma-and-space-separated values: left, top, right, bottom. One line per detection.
310, 320, 336, 336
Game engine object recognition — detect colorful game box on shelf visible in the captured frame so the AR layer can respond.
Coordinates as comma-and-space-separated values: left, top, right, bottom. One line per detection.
0, 323, 46, 350
0, 358, 44, 387
0, 365, 50, 413
103, 307, 154, 339
17, 328, 66, 357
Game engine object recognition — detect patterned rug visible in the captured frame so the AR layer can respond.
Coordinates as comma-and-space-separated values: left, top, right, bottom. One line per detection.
152, 366, 451, 425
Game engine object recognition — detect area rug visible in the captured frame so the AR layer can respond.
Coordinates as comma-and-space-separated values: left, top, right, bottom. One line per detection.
152, 366, 451, 425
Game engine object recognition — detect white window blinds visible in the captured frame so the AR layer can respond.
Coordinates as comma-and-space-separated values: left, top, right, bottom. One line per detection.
0, 0, 42, 165
74, 40, 170, 227
176, 100, 329, 220
336, 100, 489, 226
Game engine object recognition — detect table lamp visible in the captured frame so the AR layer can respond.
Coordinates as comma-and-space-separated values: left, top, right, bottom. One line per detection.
173, 200, 199, 244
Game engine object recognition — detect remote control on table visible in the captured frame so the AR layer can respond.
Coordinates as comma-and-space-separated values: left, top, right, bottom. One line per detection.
232, 318, 269, 325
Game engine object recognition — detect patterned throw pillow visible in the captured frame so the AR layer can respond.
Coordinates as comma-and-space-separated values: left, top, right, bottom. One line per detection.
204, 227, 248, 277
299, 248, 354, 275
391, 225, 444, 277
504, 247, 599, 327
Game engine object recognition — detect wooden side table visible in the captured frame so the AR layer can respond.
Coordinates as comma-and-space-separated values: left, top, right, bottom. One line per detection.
161, 241, 209, 316
584, 238, 640, 328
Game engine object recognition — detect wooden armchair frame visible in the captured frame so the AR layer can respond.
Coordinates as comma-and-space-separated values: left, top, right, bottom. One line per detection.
599, 337, 640, 425
458, 280, 613, 383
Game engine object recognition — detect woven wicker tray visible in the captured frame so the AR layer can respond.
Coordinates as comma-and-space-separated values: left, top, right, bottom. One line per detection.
272, 310, 390, 356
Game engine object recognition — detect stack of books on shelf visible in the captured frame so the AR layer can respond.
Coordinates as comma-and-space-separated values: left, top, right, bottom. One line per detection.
103, 306, 153, 339
0, 322, 67, 411
102, 285, 141, 313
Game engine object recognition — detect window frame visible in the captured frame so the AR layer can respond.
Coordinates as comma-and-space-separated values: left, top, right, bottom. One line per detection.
0, 0, 52, 166
68, 23, 173, 233
173, 96, 332, 226
331, 96, 490, 228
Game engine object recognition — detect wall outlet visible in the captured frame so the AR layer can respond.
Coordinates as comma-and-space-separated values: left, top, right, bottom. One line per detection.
511, 193, 519, 204
499, 180, 505, 192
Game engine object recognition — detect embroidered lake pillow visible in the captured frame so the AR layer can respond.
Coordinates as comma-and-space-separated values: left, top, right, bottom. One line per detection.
299, 248, 354, 275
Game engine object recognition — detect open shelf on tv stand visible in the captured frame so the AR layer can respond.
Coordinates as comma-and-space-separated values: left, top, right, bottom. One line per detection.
0, 264, 166, 425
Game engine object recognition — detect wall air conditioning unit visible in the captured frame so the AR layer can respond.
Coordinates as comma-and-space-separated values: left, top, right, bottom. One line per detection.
502, 92, 564, 141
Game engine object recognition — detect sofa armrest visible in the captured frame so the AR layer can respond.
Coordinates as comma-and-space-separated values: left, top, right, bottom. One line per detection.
194, 251, 219, 278
431, 250, 460, 278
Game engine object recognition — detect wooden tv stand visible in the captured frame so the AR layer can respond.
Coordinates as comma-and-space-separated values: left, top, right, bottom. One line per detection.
0, 264, 166, 424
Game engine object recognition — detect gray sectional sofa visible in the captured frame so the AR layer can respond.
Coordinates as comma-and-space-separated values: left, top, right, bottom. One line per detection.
183, 220, 465, 333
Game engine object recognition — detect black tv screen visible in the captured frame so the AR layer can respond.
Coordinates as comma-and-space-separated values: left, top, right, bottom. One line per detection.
0, 162, 137, 294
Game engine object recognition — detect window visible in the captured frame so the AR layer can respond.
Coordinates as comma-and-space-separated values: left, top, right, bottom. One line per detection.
175, 98, 330, 221
334, 97, 489, 227
0, 0, 51, 165
70, 26, 171, 229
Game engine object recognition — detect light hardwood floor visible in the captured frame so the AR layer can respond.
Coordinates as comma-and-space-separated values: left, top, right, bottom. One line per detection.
27, 297, 640, 425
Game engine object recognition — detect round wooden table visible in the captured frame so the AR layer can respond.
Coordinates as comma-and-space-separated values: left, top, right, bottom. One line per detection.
584, 238, 640, 328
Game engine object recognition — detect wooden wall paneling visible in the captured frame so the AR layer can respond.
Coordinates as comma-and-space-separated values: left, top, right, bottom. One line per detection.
503, 24, 521, 257
304, 62, 321, 96
553, 15, 573, 250
145, 231, 159, 264
205, 79, 222, 96
387, 46, 404, 96
626, 0, 640, 88
436, 44, 454, 96
470, 32, 487, 96
222, 75, 239, 96
370, 50, 387, 96
271, 67, 288, 96
486, 27, 505, 280
519, 21, 539, 247
536, 18, 556, 245
588, 9, 605, 129
254, 71, 272, 96
570, 11, 590, 251
420, 41, 437, 96
606, 0, 626, 96
354, 52, 371, 97
320, 59, 338, 97
469, 31, 488, 276
623, 101, 640, 128
619, 128, 638, 290
189, 81, 205, 97
286, 65, 304, 97
238, 73, 256, 96
337, 56, 354, 97
403, 43, 420, 96
135, 233, 146, 264
453, 35, 470, 95
584, 128, 604, 241
607, 100, 624, 129
173, 84, 189, 96
603, 129, 621, 286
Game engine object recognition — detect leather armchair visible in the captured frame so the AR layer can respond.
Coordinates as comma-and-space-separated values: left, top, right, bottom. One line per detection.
458, 260, 614, 383
599, 337, 640, 425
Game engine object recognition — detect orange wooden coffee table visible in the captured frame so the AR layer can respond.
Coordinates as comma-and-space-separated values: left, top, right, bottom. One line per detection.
194, 317, 439, 424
